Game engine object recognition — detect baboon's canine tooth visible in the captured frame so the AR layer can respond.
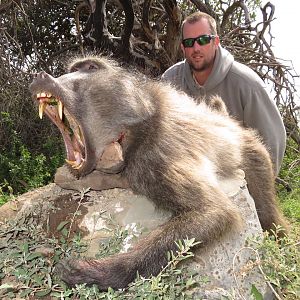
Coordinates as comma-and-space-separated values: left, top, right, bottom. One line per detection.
39, 102, 47, 119
40, 92, 46, 97
73, 162, 83, 170
58, 100, 64, 120
65, 159, 77, 166
36, 93, 41, 98
65, 159, 82, 169
66, 156, 83, 169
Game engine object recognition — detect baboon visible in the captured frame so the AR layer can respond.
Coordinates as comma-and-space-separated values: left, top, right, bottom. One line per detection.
29, 56, 287, 290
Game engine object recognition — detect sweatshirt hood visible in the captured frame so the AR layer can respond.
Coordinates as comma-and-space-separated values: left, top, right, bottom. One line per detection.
184, 46, 234, 93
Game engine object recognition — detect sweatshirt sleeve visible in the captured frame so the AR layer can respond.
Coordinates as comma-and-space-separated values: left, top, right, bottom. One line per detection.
243, 84, 286, 175
161, 69, 170, 81
161, 61, 186, 90
161, 65, 179, 84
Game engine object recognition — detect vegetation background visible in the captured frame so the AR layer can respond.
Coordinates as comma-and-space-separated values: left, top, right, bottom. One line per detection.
0, 0, 299, 299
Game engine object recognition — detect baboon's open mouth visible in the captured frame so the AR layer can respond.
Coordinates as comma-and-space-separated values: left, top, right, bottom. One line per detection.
36, 92, 86, 170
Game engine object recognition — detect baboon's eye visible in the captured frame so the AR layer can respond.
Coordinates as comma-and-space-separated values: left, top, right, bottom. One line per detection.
88, 64, 98, 70
69, 67, 78, 73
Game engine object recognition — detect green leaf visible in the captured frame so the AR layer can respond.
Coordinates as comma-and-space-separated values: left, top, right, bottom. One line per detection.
35, 288, 51, 297
21, 242, 29, 253
0, 283, 14, 289
20, 289, 33, 297
185, 277, 195, 287
26, 252, 43, 261
250, 284, 264, 300
56, 220, 69, 231
61, 227, 69, 237
32, 274, 44, 285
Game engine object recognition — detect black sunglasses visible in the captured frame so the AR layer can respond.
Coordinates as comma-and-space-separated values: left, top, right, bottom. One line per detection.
182, 34, 216, 48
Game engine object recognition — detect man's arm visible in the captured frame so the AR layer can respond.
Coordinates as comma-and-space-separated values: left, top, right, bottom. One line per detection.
243, 86, 286, 175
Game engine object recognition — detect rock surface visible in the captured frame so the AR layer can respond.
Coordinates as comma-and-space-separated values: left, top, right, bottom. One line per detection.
0, 171, 273, 299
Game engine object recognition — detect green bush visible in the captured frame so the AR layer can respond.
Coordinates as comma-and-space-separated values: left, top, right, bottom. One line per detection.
252, 227, 300, 300
0, 112, 64, 201
0, 201, 298, 299
0, 197, 200, 300
277, 138, 300, 222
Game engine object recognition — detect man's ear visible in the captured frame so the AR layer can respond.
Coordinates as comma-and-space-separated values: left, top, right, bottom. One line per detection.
214, 35, 220, 47
180, 43, 185, 57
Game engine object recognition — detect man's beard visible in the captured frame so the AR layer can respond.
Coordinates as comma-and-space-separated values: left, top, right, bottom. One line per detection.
188, 59, 211, 72
186, 51, 216, 73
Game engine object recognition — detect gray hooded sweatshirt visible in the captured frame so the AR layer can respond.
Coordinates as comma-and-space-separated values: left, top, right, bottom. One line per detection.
162, 46, 286, 174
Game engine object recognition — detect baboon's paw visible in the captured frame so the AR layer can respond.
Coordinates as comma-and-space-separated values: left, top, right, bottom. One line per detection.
55, 259, 100, 287
55, 257, 133, 290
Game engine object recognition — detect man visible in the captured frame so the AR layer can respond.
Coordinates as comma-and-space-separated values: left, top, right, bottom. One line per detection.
162, 11, 286, 175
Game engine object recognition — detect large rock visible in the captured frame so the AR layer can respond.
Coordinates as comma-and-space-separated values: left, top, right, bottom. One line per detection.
0, 170, 272, 299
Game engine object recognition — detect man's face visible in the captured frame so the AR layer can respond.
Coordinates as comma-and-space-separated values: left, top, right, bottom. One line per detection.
181, 19, 219, 73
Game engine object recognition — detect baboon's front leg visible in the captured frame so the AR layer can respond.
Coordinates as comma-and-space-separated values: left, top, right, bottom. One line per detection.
56, 190, 242, 290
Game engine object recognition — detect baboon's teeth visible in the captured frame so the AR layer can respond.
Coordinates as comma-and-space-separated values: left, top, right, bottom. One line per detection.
36, 92, 52, 99
39, 102, 47, 119
65, 152, 84, 169
65, 159, 83, 169
65, 159, 73, 164
58, 100, 64, 120
65, 159, 77, 166
73, 162, 83, 170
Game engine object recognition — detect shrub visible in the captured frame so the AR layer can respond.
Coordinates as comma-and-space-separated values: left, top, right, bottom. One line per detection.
0, 112, 64, 201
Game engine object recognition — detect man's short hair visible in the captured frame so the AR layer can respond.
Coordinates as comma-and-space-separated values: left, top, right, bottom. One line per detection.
181, 12, 217, 38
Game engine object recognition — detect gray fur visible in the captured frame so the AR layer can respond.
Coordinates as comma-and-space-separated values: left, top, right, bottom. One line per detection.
29, 56, 287, 290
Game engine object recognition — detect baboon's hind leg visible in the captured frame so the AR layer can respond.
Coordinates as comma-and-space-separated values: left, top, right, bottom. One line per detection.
242, 134, 288, 235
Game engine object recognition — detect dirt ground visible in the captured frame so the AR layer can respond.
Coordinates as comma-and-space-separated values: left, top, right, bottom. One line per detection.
42, 193, 89, 239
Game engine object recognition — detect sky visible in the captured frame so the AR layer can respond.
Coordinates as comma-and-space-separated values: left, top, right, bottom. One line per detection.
261, 0, 300, 103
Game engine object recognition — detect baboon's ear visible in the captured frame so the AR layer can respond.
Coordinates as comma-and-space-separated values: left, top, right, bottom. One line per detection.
208, 95, 229, 115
